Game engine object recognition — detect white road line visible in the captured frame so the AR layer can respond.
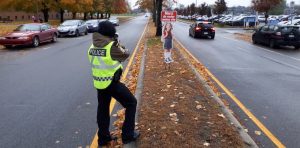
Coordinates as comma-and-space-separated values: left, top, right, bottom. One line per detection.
42, 47, 50, 50
223, 36, 300, 62
237, 47, 300, 70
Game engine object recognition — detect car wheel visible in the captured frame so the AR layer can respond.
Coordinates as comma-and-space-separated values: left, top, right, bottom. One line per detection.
85, 30, 88, 35
211, 35, 215, 39
192, 32, 196, 38
295, 46, 300, 50
52, 33, 58, 43
4, 45, 13, 49
252, 36, 257, 44
269, 39, 276, 49
32, 36, 39, 47
75, 30, 79, 37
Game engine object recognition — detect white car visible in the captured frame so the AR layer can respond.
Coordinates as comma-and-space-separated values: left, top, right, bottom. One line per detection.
279, 19, 300, 26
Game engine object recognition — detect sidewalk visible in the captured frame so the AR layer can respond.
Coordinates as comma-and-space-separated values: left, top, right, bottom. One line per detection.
135, 22, 247, 147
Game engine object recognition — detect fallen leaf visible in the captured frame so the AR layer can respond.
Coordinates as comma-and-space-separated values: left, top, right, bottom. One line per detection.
203, 142, 210, 146
174, 130, 180, 136
244, 129, 248, 133
195, 101, 200, 104
196, 105, 203, 109
217, 114, 225, 118
255, 130, 262, 136
112, 114, 117, 117
170, 104, 175, 108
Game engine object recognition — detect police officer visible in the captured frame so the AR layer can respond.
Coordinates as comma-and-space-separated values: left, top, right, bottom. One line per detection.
88, 21, 140, 146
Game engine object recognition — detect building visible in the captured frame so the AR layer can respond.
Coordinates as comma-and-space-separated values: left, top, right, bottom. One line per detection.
0, 11, 84, 21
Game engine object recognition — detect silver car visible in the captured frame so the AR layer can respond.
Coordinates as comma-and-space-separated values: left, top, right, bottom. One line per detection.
108, 17, 119, 26
57, 20, 88, 37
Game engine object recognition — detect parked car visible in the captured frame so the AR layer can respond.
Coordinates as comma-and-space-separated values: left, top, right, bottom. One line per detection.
57, 20, 88, 37
232, 16, 256, 27
252, 25, 300, 49
189, 21, 215, 39
85, 19, 101, 33
0, 23, 58, 48
258, 16, 266, 22
108, 17, 119, 26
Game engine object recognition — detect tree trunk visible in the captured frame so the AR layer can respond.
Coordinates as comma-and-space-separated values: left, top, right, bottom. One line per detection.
265, 11, 269, 24
60, 8, 64, 23
90, 12, 94, 19
156, 0, 162, 36
97, 12, 100, 19
108, 13, 111, 18
101, 13, 104, 19
72, 12, 76, 19
42, 9, 49, 22
152, 0, 156, 23
84, 12, 87, 20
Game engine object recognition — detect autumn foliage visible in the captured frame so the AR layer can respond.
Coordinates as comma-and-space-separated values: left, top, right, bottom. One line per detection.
0, 0, 130, 22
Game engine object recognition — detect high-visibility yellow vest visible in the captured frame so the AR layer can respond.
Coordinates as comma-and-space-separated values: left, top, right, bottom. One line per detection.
88, 42, 123, 89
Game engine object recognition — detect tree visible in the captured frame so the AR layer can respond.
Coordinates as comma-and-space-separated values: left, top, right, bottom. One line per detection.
112, 0, 128, 14
252, 0, 283, 23
214, 0, 227, 15
190, 3, 196, 15
269, 0, 286, 15
156, 0, 162, 36
198, 2, 208, 16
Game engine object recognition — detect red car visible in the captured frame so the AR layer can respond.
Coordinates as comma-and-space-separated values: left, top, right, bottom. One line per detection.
0, 23, 58, 48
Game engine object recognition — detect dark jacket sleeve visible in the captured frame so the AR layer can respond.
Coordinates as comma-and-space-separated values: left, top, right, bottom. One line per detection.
110, 41, 130, 62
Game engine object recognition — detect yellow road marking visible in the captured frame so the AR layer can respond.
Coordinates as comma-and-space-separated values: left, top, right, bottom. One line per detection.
90, 19, 148, 148
175, 38, 286, 148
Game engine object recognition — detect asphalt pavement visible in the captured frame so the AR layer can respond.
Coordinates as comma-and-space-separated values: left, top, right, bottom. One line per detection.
0, 16, 148, 148
173, 21, 300, 147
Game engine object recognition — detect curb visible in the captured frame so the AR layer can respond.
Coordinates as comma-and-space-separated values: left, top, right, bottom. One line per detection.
174, 38, 258, 148
123, 22, 149, 148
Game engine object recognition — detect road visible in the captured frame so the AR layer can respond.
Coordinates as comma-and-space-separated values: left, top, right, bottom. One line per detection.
0, 16, 148, 148
174, 21, 300, 147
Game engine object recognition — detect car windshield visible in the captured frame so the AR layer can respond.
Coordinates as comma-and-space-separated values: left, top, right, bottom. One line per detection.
61, 20, 79, 26
15, 24, 40, 31
85, 20, 98, 24
280, 26, 300, 33
198, 23, 213, 28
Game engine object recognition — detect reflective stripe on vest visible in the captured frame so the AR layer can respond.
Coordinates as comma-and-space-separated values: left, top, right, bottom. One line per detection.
88, 42, 123, 89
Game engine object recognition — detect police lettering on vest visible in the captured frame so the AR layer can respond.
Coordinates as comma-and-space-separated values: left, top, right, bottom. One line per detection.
89, 48, 106, 56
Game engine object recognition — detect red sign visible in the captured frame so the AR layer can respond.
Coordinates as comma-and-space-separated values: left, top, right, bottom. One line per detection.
161, 11, 177, 22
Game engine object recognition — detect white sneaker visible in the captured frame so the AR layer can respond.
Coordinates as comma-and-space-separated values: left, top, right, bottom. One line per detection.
164, 58, 171, 63
168, 57, 174, 63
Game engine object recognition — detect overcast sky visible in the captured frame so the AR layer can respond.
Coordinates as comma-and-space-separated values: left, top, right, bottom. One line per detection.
129, 0, 299, 8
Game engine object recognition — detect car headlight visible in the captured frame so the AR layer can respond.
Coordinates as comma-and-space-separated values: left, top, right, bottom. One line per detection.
0, 37, 5, 40
19, 36, 30, 40
93, 24, 97, 27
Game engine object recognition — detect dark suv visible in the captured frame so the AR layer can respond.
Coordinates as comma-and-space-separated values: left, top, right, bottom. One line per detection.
252, 25, 300, 49
189, 21, 215, 39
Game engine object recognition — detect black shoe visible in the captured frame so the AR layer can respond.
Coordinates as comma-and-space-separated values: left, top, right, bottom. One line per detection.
122, 131, 140, 144
98, 136, 117, 147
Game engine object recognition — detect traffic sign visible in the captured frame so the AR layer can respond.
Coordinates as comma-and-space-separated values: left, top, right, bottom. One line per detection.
161, 11, 177, 22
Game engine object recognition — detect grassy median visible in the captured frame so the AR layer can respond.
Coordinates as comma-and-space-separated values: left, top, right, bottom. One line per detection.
136, 21, 245, 147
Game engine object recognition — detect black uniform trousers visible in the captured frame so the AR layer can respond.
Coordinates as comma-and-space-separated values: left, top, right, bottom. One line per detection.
97, 81, 137, 145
